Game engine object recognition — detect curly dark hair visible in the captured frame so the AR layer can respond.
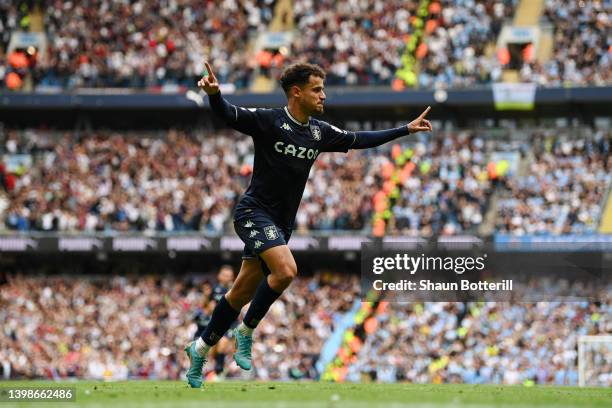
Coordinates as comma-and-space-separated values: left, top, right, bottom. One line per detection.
279, 63, 326, 95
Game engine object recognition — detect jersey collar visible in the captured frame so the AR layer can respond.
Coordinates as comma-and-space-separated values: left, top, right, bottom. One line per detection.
284, 106, 310, 127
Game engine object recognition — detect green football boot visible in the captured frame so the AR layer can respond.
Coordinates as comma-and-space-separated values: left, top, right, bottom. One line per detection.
184, 341, 207, 388
233, 327, 253, 370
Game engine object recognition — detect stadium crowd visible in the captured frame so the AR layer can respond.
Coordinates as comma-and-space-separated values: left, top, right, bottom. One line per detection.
0, 128, 377, 233
1, 270, 609, 385
1, 127, 610, 236
39, 0, 277, 90
0, 1, 27, 52
417, 0, 517, 89
496, 131, 611, 235
284, 0, 419, 86
2, 0, 611, 90
347, 298, 610, 385
389, 131, 491, 236
525, 0, 611, 86
2, 0, 276, 91
0, 270, 358, 381
1, 129, 247, 233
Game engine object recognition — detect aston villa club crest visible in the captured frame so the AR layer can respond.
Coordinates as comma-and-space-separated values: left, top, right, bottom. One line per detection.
264, 225, 279, 241
310, 125, 321, 141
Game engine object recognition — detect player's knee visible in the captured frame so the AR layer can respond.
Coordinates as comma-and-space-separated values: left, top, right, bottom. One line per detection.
225, 289, 250, 309
273, 261, 297, 287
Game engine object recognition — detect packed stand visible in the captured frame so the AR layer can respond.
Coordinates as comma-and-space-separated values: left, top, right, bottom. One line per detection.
0, 129, 248, 233
347, 299, 610, 385
389, 131, 492, 236
1, 0, 38, 91
418, 0, 517, 89
523, 0, 611, 86
9, 0, 276, 90
3, 127, 610, 236
496, 131, 611, 235
2, 271, 608, 385
0, 128, 376, 233
0, 270, 359, 381
1, 1, 32, 52
282, 0, 418, 86
4, 0, 612, 90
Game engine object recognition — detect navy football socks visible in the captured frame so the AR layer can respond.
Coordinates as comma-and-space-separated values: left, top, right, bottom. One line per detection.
200, 297, 240, 346
243, 278, 282, 329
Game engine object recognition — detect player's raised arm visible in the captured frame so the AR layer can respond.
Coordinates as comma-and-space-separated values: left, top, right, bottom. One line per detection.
320, 106, 433, 153
351, 106, 432, 149
198, 61, 264, 137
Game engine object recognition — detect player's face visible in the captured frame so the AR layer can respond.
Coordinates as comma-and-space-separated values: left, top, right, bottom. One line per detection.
298, 75, 326, 115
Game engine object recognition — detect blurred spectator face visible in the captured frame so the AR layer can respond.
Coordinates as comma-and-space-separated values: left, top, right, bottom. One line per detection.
217, 265, 235, 286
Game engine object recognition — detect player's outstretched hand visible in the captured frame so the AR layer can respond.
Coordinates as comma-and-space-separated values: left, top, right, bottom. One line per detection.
407, 106, 432, 134
197, 62, 220, 95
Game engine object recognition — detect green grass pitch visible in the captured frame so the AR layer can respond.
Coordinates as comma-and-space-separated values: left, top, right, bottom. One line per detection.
1, 380, 610, 408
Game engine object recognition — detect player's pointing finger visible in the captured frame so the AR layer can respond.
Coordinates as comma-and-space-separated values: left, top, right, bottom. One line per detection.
418, 106, 431, 119
204, 62, 217, 81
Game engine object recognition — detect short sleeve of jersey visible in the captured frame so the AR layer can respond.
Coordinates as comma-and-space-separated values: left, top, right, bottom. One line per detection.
319, 121, 356, 153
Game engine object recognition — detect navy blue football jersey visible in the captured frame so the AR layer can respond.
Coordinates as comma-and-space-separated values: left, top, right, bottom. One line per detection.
193, 309, 211, 338
210, 283, 229, 303
210, 93, 356, 231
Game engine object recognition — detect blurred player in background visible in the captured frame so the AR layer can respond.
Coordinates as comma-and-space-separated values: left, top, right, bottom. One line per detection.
193, 265, 235, 378
184, 61, 432, 388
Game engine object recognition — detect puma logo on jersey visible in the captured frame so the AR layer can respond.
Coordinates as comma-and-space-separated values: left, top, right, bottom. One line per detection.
249, 230, 260, 238
280, 123, 292, 132
274, 141, 319, 160
244, 220, 255, 228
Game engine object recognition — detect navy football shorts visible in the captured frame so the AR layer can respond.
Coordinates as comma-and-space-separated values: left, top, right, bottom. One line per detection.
233, 206, 292, 263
